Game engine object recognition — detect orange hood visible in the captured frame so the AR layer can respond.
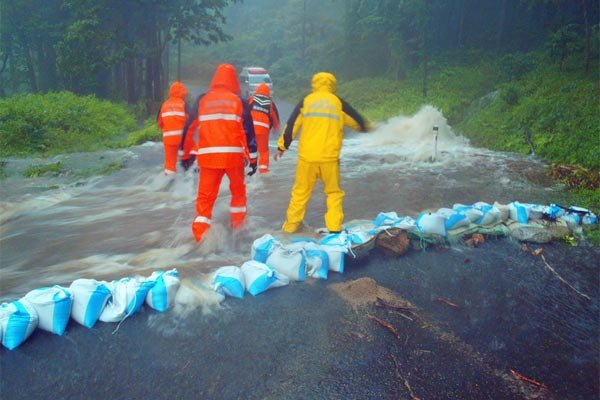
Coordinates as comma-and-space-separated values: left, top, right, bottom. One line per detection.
169, 81, 187, 99
255, 83, 270, 96
209, 64, 240, 95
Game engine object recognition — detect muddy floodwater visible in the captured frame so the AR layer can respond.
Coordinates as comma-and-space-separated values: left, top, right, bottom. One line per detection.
0, 97, 598, 399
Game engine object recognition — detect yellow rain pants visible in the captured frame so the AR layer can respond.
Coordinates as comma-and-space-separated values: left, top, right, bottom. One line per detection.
282, 159, 344, 233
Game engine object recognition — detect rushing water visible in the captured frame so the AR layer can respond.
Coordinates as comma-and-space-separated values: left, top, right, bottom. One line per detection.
0, 100, 563, 302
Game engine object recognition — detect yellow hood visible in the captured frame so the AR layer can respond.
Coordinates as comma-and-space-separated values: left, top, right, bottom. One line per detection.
311, 72, 336, 93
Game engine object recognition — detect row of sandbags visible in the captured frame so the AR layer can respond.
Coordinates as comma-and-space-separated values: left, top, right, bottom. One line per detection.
0, 270, 180, 350
208, 200, 597, 300
372, 201, 597, 237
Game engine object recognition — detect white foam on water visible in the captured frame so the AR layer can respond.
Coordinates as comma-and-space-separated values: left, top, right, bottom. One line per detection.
343, 105, 471, 163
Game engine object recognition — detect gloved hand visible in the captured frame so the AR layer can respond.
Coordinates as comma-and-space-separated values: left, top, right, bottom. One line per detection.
247, 160, 257, 176
274, 149, 284, 161
180, 155, 195, 171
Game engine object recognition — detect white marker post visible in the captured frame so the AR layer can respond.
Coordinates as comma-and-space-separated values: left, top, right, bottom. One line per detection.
432, 125, 439, 162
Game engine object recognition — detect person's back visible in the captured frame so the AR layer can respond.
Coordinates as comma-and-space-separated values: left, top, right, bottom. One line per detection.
182, 64, 257, 243
249, 83, 280, 173
157, 81, 189, 175
274, 72, 369, 234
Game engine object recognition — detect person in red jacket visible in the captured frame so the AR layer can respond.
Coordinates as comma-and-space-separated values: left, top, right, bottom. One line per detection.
180, 64, 258, 243
248, 83, 280, 174
157, 81, 192, 175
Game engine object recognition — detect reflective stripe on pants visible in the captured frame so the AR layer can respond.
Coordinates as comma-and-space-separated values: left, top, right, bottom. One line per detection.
282, 159, 344, 233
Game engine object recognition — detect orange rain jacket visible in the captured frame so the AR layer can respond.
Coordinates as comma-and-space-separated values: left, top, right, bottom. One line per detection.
157, 81, 189, 146
181, 65, 257, 169
249, 83, 280, 136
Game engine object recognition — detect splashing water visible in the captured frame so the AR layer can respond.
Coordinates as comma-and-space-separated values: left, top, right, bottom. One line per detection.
0, 104, 557, 312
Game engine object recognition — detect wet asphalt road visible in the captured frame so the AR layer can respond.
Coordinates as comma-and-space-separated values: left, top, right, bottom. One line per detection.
1, 239, 598, 400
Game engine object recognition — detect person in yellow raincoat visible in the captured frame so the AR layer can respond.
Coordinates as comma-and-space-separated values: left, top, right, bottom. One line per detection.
274, 71, 369, 233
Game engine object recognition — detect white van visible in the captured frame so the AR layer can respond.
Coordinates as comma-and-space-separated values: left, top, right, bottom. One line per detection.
239, 67, 273, 98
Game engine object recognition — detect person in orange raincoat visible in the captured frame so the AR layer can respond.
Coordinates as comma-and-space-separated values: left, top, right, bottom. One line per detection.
248, 83, 280, 174
180, 64, 258, 242
157, 81, 192, 175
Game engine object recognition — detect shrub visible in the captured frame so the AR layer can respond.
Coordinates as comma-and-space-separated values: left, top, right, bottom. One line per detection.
124, 118, 162, 146
0, 91, 136, 157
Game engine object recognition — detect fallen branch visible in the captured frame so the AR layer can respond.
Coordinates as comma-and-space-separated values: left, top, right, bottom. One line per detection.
436, 297, 460, 309
539, 254, 591, 301
390, 355, 421, 400
510, 369, 548, 390
368, 314, 401, 340
376, 297, 415, 312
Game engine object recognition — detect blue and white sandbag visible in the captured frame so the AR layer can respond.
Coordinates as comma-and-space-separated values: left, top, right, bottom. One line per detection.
452, 204, 484, 223
212, 266, 246, 299
559, 212, 581, 227
302, 242, 329, 280
0, 299, 38, 350
472, 202, 501, 225
582, 212, 597, 225
251, 234, 279, 263
345, 223, 377, 246
415, 212, 447, 236
267, 243, 306, 281
23, 285, 72, 335
145, 269, 180, 312
508, 201, 529, 224
437, 208, 470, 232
319, 232, 352, 273
241, 260, 289, 296
523, 203, 545, 220
543, 204, 565, 220
69, 279, 112, 328
373, 212, 416, 230
99, 276, 156, 323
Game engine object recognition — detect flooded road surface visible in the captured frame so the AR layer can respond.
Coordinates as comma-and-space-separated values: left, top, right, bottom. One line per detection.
0, 89, 598, 399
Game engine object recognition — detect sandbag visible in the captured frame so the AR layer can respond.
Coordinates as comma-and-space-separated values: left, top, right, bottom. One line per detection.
438, 208, 471, 232
24, 285, 72, 335
522, 203, 545, 220
241, 260, 289, 296
319, 232, 352, 273
0, 299, 38, 350
508, 201, 529, 224
303, 242, 329, 280
373, 212, 416, 230
99, 277, 155, 323
251, 234, 278, 263
507, 220, 571, 243
472, 202, 501, 226
493, 202, 510, 222
415, 212, 447, 236
375, 228, 410, 256
145, 269, 180, 312
267, 243, 306, 281
452, 204, 484, 223
212, 266, 245, 299
69, 279, 112, 328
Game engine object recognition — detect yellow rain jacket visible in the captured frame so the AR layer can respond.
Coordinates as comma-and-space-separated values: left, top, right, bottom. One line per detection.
277, 72, 368, 233
277, 72, 368, 161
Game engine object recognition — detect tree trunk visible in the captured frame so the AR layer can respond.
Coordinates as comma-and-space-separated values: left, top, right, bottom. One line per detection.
581, 0, 590, 74
25, 47, 38, 92
126, 59, 136, 104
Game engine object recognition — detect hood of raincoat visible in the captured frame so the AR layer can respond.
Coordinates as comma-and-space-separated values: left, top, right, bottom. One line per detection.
255, 83, 270, 96
169, 81, 187, 99
210, 64, 241, 95
311, 72, 336, 93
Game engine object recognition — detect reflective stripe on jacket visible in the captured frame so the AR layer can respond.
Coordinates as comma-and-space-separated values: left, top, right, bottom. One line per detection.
158, 82, 188, 146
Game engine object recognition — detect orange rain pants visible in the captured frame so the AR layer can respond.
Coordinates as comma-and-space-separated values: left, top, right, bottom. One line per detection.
192, 166, 247, 242
163, 144, 179, 175
255, 134, 270, 173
